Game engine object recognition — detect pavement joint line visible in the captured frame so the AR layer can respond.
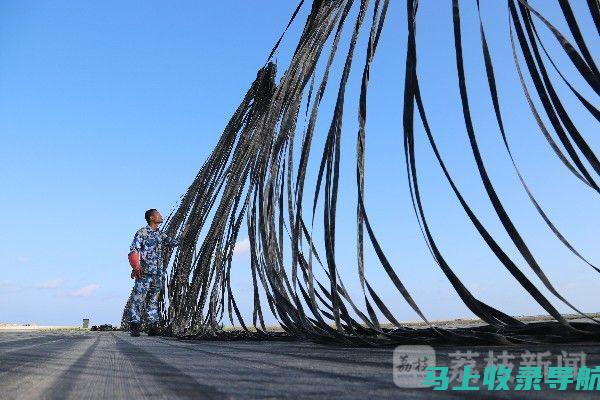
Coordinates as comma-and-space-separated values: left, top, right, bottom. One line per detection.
114, 333, 228, 400
42, 335, 102, 399
3, 331, 598, 399
0, 335, 91, 393
0, 336, 69, 356
152, 336, 399, 388
197, 341, 393, 368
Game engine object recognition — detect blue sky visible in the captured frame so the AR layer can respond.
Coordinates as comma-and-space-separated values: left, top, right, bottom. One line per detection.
1, 1, 598, 326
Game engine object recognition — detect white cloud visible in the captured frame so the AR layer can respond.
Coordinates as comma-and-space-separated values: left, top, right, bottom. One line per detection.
36, 278, 64, 289
233, 237, 250, 256
69, 284, 100, 297
17, 256, 30, 264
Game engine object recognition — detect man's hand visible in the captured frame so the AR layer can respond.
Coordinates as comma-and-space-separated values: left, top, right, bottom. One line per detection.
131, 267, 143, 280
128, 251, 143, 279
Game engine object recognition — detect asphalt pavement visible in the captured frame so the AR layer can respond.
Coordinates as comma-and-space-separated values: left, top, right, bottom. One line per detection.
0, 330, 598, 399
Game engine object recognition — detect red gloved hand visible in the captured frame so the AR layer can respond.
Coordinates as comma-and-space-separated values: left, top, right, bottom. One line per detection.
131, 268, 143, 279
128, 252, 143, 279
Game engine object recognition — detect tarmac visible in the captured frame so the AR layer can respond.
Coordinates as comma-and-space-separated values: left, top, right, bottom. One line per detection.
0, 330, 599, 399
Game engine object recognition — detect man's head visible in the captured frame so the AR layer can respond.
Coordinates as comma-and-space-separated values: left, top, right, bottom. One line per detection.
144, 209, 163, 225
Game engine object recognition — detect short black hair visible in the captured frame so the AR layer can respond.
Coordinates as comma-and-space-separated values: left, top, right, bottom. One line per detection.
145, 209, 158, 224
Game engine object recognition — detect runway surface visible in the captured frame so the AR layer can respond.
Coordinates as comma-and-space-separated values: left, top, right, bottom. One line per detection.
0, 330, 598, 399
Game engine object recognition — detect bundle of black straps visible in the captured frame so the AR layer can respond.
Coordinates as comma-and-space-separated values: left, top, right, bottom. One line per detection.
122, 0, 600, 346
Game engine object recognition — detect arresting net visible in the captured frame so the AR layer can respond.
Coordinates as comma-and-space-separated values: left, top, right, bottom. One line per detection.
123, 0, 600, 345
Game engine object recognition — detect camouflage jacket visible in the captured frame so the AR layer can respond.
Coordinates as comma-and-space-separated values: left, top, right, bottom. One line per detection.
129, 225, 181, 275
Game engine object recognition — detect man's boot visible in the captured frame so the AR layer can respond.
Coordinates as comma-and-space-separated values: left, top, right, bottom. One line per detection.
129, 322, 141, 337
147, 323, 161, 336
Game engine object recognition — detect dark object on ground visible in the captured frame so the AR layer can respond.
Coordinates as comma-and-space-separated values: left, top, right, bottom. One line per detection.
92, 324, 117, 331
129, 323, 140, 337
98, 324, 115, 331
123, 0, 600, 345
147, 324, 161, 336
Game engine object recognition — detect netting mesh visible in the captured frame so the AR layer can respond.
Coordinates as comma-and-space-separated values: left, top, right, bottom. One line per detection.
122, 0, 600, 346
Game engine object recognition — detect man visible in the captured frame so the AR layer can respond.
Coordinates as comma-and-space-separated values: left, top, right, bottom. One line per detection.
127, 209, 189, 337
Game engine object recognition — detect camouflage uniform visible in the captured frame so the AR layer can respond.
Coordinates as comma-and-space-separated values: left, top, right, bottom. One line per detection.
127, 225, 180, 325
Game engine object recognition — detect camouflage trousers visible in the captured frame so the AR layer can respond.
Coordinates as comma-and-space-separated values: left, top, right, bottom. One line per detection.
128, 273, 163, 324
